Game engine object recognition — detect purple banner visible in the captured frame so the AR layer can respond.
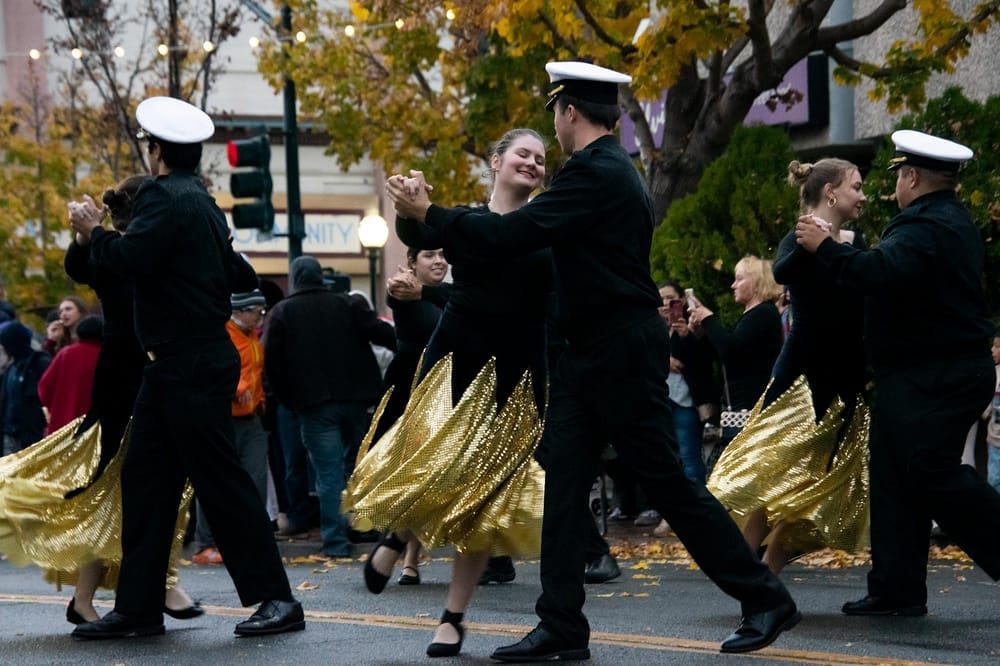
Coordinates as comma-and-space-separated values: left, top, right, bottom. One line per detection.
620, 58, 817, 154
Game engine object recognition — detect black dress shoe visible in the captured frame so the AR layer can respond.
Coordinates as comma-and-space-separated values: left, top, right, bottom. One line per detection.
584, 553, 621, 584
234, 599, 305, 636
479, 556, 516, 585
720, 600, 801, 653
426, 609, 464, 658
71, 611, 165, 641
842, 595, 927, 616
163, 601, 204, 619
66, 598, 86, 625
363, 531, 407, 594
491, 625, 590, 662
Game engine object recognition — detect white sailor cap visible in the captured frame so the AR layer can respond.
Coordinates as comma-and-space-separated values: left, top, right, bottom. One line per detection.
544, 61, 632, 111
135, 96, 214, 144
888, 129, 973, 173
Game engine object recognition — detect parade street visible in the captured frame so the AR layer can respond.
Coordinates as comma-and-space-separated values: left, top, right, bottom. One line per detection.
1, 526, 996, 665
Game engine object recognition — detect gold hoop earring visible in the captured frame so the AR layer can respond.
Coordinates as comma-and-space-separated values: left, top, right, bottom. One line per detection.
827, 197, 837, 208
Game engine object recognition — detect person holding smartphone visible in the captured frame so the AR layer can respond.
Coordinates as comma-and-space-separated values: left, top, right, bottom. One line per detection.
658, 281, 716, 485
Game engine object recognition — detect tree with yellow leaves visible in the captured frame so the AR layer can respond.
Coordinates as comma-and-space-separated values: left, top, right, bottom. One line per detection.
256, 0, 999, 225
0, 1, 244, 321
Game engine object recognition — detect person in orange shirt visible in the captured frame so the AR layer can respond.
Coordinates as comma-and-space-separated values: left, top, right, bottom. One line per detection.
192, 290, 270, 565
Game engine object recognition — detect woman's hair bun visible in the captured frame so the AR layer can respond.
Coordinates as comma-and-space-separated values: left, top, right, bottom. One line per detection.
102, 187, 131, 219
786, 160, 814, 187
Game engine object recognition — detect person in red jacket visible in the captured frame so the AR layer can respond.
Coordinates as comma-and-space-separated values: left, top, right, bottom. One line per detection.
38, 315, 103, 434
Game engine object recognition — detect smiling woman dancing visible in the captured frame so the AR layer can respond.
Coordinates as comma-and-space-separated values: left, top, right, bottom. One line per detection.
344, 128, 551, 658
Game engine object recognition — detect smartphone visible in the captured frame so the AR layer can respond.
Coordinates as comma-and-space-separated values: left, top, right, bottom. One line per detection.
667, 298, 685, 324
684, 288, 697, 310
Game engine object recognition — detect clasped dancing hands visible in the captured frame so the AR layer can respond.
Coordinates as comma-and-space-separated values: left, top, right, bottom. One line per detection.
386, 265, 424, 301
67, 195, 108, 242
386, 171, 434, 222
794, 214, 832, 253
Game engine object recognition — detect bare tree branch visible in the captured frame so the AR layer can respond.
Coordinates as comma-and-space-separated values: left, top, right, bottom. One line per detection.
822, 0, 1000, 76
747, 0, 775, 88
816, 0, 907, 46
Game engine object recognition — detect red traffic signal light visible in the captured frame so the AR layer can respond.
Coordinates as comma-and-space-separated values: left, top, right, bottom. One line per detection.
228, 135, 269, 168
228, 134, 274, 231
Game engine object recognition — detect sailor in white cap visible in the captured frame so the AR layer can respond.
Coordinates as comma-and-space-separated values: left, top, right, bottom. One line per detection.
388, 62, 800, 660
544, 60, 632, 111
796, 129, 1000, 618
887, 128, 973, 174
68, 98, 305, 639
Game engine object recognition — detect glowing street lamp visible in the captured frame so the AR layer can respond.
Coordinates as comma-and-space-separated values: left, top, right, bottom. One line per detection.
358, 215, 389, 311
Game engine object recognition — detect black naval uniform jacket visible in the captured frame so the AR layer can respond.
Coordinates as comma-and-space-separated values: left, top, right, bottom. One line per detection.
813, 189, 993, 374
88, 170, 258, 350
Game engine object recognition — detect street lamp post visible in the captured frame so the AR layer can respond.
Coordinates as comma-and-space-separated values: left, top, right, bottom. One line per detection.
358, 215, 389, 312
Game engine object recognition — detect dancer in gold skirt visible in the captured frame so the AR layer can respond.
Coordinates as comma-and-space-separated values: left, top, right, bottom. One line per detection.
707, 158, 871, 573
0, 175, 198, 627
346, 128, 550, 658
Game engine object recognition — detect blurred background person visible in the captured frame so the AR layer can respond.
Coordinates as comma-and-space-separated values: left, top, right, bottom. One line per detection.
708, 159, 871, 574
371, 246, 452, 584
264, 256, 396, 559
38, 314, 103, 435
688, 256, 784, 470
983, 332, 1000, 494
43, 310, 70, 356
0, 322, 51, 455
659, 280, 715, 485
57, 296, 89, 347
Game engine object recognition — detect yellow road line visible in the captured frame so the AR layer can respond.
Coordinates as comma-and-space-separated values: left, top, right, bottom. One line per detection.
1, 594, 944, 666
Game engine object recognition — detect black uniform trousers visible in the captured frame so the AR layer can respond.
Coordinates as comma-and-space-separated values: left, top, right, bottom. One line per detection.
534, 314, 788, 645
114, 337, 291, 617
868, 357, 1000, 604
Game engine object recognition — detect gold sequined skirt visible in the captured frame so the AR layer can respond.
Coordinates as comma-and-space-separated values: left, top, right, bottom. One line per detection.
0, 416, 192, 590
343, 354, 545, 556
707, 375, 870, 553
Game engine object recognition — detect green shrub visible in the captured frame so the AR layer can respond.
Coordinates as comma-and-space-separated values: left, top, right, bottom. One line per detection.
650, 124, 798, 322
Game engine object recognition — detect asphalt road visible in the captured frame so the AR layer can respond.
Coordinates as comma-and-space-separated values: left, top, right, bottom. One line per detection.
1, 527, 997, 665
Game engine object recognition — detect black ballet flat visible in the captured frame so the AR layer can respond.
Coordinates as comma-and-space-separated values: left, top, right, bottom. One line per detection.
426, 609, 464, 658
398, 565, 421, 586
66, 598, 86, 625
163, 601, 204, 619
363, 531, 407, 594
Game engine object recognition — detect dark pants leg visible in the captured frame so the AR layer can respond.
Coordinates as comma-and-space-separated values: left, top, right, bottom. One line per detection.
533, 387, 603, 646
114, 341, 291, 615
868, 360, 1000, 604
582, 515, 611, 562
299, 401, 368, 556
534, 316, 788, 646
278, 405, 314, 530
194, 415, 270, 549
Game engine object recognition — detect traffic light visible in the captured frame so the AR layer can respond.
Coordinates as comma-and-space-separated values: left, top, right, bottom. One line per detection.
227, 133, 274, 231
